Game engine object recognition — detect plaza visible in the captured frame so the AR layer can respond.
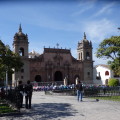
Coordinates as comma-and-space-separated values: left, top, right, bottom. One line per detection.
1, 92, 120, 120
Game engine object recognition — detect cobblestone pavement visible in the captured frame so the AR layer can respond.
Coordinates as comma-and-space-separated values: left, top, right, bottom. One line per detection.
1, 92, 120, 120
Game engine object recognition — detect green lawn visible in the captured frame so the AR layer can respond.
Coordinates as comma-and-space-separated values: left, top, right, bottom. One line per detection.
91, 96, 120, 101
0, 101, 17, 114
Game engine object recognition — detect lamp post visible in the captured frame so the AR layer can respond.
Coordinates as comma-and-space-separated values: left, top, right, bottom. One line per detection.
6, 70, 8, 92
16, 78, 19, 87
48, 75, 50, 81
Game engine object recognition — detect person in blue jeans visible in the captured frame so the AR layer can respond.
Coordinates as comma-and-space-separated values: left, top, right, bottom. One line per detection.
76, 81, 83, 101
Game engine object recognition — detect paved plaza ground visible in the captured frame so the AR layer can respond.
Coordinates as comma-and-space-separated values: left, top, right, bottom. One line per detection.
1, 91, 120, 120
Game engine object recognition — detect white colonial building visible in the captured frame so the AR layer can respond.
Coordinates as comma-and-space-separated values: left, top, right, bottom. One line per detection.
93, 64, 113, 85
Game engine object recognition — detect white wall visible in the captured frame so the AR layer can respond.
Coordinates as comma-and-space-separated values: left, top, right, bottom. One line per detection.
93, 65, 113, 85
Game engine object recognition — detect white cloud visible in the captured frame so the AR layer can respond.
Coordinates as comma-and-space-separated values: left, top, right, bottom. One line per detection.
84, 19, 117, 43
93, 2, 115, 17
72, 0, 97, 16
72, 5, 94, 16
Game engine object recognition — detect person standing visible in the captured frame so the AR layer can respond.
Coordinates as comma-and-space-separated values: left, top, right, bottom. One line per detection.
17, 81, 24, 108
25, 80, 33, 109
76, 81, 83, 102
0, 87, 6, 99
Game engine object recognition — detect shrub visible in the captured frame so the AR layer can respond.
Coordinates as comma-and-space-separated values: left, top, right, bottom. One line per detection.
108, 78, 119, 87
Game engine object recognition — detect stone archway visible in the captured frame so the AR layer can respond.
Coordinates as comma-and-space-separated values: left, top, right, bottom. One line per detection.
35, 75, 41, 82
54, 71, 63, 81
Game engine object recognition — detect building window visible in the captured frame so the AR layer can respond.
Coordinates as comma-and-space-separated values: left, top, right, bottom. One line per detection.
87, 72, 90, 76
87, 72, 90, 78
79, 53, 80, 60
21, 76, 24, 79
96, 72, 101, 80
19, 47, 24, 56
105, 71, 109, 76
81, 52, 82, 60
21, 69, 24, 73
86, 52, 90, 60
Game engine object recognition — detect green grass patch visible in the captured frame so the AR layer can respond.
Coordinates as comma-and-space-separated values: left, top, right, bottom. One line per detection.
91, 96, 120, 101
0, 102, 17, 114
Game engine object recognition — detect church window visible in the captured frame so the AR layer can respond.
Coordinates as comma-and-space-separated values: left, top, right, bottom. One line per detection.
79, 53, 80, 60
105, 71, 109, 76
21, 69, 24, 73
57, 62, 60, 66
86, 52, 90, 60
21, 76, 24, 79
87, 72, 90, 76
19, 47, 24, 56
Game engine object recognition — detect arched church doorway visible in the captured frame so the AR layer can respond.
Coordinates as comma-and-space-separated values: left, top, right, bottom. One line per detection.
54, 71, 63, 81
35, 75, 41, 82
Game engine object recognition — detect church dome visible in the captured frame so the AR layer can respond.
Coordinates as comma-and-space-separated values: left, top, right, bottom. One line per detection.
82, 32, 89, 43
14, 24, 28, 41
78, 32, 92, 49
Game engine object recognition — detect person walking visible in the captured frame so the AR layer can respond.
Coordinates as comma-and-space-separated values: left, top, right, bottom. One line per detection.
17, 81, 24, 108
76, 80, 83, 102
25, 80, 33, 109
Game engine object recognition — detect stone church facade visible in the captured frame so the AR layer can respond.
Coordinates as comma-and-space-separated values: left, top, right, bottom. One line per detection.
12, 25, 93, 85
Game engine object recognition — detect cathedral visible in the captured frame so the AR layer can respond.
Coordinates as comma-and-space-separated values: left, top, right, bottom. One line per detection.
12, 25, 93, 86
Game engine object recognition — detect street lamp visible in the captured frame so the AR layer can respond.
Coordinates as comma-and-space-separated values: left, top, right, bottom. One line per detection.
6, 70, 8, 92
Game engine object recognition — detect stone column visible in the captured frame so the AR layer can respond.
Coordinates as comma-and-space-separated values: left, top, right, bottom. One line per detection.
76, 77, 79, 85
64, 77, 67, 86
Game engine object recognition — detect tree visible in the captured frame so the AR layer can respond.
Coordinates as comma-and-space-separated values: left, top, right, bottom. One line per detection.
108, 78, 119, 87
0, 40, 23, 83
96, 36, 120, 76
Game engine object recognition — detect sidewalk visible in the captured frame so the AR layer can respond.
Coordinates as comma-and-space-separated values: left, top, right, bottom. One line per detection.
1, 92, 120, 120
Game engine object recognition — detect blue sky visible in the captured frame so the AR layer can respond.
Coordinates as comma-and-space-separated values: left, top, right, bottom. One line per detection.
0, 0, 120, 65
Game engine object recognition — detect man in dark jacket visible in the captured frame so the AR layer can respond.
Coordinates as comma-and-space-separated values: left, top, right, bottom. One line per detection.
76, 81, 83, 102
25, 80, 33, 109
17, 81, 24, 108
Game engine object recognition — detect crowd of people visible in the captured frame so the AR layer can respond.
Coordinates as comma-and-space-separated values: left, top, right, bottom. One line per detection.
33, 84, 75, 91
32, 82, 107, 91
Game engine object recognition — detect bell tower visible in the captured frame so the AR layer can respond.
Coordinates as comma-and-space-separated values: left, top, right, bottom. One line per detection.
77, 32, 93, 84
12, 24, 30, 85
77, 32, 92, 61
